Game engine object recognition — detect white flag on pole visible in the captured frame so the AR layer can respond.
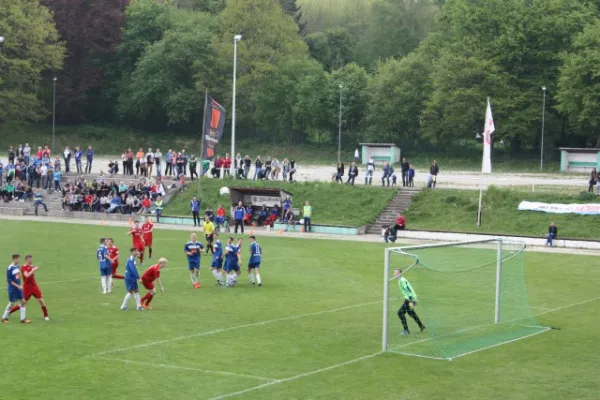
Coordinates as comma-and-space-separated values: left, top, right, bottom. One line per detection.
482, 97, 495, 174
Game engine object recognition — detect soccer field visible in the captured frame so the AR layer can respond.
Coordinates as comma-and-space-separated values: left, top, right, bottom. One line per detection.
0, 220, 599, 400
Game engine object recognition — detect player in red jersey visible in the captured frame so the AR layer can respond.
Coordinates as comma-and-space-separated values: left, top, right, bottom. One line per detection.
106, 238, 124, 280
140, 257, 167, 309
141, 217, 154, 259
128, 221, 146, 264
21, 255, 49, 321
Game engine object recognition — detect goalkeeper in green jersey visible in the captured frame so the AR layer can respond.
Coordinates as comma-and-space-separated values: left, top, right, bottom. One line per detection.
395, 268, 425, 335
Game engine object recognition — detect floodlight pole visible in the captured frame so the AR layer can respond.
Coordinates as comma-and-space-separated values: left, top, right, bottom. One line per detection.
338, 84, 343, 163
540, 86, 546, 172
494, 239, 503, 324
382, 248, 390, 351
231, 34, 242, 178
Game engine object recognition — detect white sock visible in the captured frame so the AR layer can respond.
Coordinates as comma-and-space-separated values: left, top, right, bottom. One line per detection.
249, 273, 255, 283
20, 306, 26, 321
134, 293, 141, 308
107, 276, 113, 292
256, 273, 261, 284
211, 270, 219, 280
2, 303, 11, 319
121, 293, 131, 308
101, 276, 107, 292
190, 273, 196, 284
195, 272, 200, 284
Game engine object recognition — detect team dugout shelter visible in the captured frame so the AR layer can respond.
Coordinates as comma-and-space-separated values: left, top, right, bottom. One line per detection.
228, 187, 293, 214
559, 147, 600, 172
360, 143, 401, 164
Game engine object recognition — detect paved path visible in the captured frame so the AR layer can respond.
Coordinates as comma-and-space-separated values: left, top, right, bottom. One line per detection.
83, 157, 587, 189
1, 214, 598, 256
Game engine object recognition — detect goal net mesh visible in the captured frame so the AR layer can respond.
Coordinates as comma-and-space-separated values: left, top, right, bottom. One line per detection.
384, 239, 550, 360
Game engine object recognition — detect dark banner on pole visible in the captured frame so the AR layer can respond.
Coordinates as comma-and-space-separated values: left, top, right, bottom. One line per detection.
202, 96, 226, 160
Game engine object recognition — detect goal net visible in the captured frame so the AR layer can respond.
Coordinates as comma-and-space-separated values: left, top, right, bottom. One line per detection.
382, 238, 550, 360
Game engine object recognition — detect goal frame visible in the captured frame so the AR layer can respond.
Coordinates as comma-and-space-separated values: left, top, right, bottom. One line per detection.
382, 238, 506, 352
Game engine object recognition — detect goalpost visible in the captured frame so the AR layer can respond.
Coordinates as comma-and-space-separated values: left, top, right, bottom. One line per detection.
382, 238, 550, 360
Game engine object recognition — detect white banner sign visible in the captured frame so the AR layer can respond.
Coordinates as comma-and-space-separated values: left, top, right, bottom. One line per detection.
517, 201, 600, 215
249, 195, 281, 207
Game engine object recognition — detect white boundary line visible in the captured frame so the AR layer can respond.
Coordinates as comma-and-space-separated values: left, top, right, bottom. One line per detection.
88, 299, 386, 357
450, 328, 552, 360
533, 296, 600, 317
205, 352, 383, 400
89, 356, 278, 382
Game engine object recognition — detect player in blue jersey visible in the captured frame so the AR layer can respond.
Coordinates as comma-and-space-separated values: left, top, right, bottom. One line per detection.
223, 237, 241, 287
1, 254, 30, 323
97, 238, 113, 294
247, 236, 263, 286
210, 232, 224, 286
184, 233, 204, 288
120, 248, 143, 311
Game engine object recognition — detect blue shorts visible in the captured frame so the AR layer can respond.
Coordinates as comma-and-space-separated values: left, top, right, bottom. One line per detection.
100, 266, 112, 277
125, 280, 138, 292
224, 261, 240, 273
188, 260, 200, 270
248, 262, 261, 269
211, 258, 223, 268
8, 289, 23, 303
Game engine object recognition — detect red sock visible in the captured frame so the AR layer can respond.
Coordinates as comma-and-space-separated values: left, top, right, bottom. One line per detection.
113, 273, 124, 279
146, 293, 154, 305
140, 293, 150, 304
9, 305, 20, 314
42, 306, 48, 318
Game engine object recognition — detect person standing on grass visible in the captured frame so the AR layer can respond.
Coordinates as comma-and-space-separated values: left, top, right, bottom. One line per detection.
85, 145, 94, 174
21, 255, 49, 321
382, 161, 393, 187
121, 248, 143, 311
253, 155, 263, 181
97, 238, 113, 295
365, 156, 375, 185
233, 201, 245, 234
2, 254, 31, 324
346, 162, 358, 185
288, 159, 297, 182
247, 235, 263, 286
189, 154, 198, 180
335, 162, 345, 183
395, 268, 425, 336
401, 157, 410, 187
191, 196, 201, 227
203, 217, 215, 255
589, 168, 597, 193
184, 233, 204, 289
428, 160, 439, 188
303, 200, 312, 232
546, 222, 558, 247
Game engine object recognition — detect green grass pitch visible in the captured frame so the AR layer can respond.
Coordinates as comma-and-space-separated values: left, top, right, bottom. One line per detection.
0, 220, 599, 399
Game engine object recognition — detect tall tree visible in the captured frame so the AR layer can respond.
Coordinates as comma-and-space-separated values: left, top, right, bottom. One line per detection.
42, 0, 127, 122
118, 8, 217, 129
214, 0, 309, 136
556, 21, 600, 147
0, 0, 65, 123
306, 28, 354, 71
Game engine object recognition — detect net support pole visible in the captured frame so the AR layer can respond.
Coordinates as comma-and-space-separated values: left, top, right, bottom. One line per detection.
382, 248, 390, 351
494, 239, 502, 324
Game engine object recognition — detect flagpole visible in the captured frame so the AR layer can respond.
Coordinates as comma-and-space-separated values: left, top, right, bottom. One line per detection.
198, 89, 208, 199
477, 96, 492, 227
477, 168, 484, 227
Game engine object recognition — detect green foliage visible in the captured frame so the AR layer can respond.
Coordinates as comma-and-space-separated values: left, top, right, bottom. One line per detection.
0, 0, 65, 123
407, 186, 600, 239
306, 28, 354, 71
166, 177, 397, 226
556, 21, 600, 143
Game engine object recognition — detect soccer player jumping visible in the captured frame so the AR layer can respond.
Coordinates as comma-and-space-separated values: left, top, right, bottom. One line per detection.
140, 258, 167, 309
395, 268, 425, 335
21, 255, 49, 321
2, 254, 30, 324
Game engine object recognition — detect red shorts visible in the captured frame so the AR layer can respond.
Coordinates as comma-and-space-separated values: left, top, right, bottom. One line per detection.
134, 242, 145, 252
143, 237, 153, 248
24, 285, 42, 300
142, 279, 154, 290
111, 263, 119, 274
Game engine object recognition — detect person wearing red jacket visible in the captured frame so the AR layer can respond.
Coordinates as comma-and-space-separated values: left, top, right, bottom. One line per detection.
222, 153, 232, 176
394, 213, 406, 232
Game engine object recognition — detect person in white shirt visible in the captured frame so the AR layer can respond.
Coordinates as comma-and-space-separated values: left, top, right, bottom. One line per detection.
63, 147, 72, 173
23, 143, 31, 165
365, 156, 375, 185
40, 164, 48, 189
154, 148, 163, 176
